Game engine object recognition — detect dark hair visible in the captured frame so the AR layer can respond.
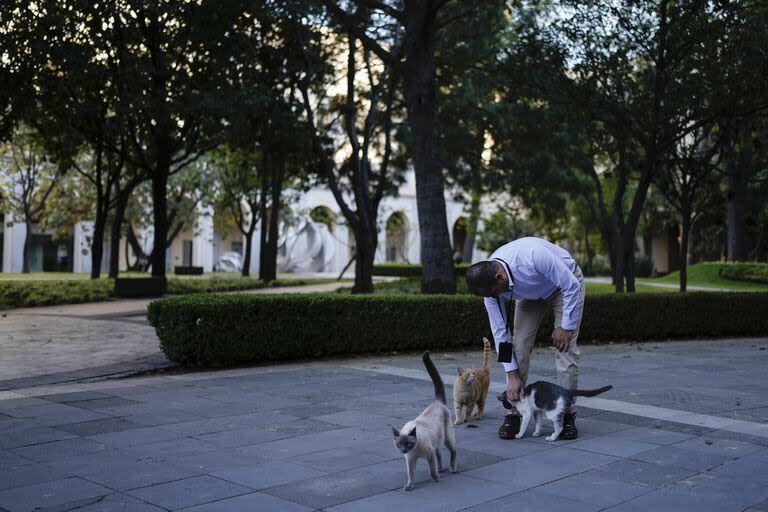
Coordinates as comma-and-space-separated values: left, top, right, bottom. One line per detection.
465, 261, 498, 295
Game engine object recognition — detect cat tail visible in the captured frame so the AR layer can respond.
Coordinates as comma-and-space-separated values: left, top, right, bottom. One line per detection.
481, 337, 491, 369
422, 352, 446, 404
573, 385, 613, 397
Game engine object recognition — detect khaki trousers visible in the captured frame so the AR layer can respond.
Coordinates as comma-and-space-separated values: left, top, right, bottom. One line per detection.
512, 267, 585, 412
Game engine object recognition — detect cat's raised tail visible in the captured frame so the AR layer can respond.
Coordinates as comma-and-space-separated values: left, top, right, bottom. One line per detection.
422, 352, 446, 404
573, 385, 613, 397
481, 337, 491, 369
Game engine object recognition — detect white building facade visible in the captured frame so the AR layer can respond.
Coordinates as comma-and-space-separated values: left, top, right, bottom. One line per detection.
1, 170, 488, 275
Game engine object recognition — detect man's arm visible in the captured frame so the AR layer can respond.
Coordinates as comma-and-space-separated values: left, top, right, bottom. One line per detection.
484, 296, 517, 372
485, 295, 525, 400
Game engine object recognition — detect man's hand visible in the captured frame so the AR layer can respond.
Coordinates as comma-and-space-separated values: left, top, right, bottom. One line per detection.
552, 327, 573, 352
505, 371, 525, 401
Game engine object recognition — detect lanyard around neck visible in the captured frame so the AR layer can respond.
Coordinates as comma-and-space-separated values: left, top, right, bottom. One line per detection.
492, 258, 514, 334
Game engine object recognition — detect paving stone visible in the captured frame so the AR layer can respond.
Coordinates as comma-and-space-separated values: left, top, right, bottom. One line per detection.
263, 460, 407, 509
87, 427, 181, 448
181, 492, 313, 512
657, 472, 768, 510
0, 477, 111, 512
287, 446, 394, 472
126, 475, 252, 510
56, 417, 146, 436
325, 489, 447, 512
0, 464, 68, 492
211, 461, 328, 490
45, 493, 165, 511
567, 436, 659, 457
77, 456, 201, 491
590, 459, 698, 487
0, 452, 33, 471
631, 445, 738, 471
535, 471, 650, 506
163, 449, 265, 474
463, 447, 618, 490
599, 426, 698, 445
707, 451, 768, 485
669, 436, 765, 457
193, 426, 291, 448
236, 427, 366, 460
0, 425, 75, 450
66, 397, 141, 410
3, 403, 109, 426
9, 438, 107, 463
34, 392, 110, 403
125, 437, 219, 460
462, 490, 602, 512
397, 473, 517, 510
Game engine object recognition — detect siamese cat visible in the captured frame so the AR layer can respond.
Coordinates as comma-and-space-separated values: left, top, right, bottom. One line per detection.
392, 352, 458, 491
499, 381, 613, 441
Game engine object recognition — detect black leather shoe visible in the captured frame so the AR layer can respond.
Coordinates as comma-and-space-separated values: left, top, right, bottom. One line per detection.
498, 413, 520, 439
558, 412, 578, 440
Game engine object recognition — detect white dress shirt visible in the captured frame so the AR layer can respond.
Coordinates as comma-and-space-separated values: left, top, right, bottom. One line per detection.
483, 237, 581, 372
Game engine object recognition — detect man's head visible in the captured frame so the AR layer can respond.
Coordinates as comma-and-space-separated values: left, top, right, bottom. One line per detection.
465, 260, 509, 297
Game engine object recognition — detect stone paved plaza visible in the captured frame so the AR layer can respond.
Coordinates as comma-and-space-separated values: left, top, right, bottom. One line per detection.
1, 328, 768, 511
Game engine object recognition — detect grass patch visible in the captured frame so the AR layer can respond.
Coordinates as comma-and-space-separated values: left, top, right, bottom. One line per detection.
641, 262, 768, 291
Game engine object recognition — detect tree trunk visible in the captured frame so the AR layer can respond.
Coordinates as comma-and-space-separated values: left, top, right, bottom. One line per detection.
679, 209, 691, 292
22, 218, 32, 274
613, 233, 625, 293
262, 158, 284, 282
108, 188, 132, 278
462, 193, 480, 264
583, 224, 594, 276
624, 244, 636, 293
258, 151, 270, 281
242, 220, 256, 278
352, 227, 375, 294
726, 156, 750, 261
90, 205, 107, 279
150, 166, 169, 287
401, 2, 455, 294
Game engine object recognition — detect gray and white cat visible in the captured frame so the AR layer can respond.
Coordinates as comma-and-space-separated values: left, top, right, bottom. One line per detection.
392, 352, 458, 491
500, 381, 613, 441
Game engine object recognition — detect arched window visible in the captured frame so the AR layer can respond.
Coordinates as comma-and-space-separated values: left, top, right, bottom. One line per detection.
386, 211, 409, 263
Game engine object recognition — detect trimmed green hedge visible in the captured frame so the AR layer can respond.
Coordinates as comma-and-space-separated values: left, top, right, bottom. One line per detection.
720, 263, 768, 285
373, 263, 471, 277
0, 280, 114, 309
0, 276, 331, 310
147, 292, 768, 367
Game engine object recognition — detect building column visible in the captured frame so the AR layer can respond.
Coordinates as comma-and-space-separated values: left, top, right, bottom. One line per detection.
193, 205, 214, 272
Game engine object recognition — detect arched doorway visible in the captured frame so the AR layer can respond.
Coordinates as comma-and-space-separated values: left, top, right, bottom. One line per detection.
309, 206, 337, 232
452, 217, 468, 263
386, 211, 409, 263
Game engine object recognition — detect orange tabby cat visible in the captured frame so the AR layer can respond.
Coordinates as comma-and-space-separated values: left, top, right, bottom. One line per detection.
453, 338, 491, 424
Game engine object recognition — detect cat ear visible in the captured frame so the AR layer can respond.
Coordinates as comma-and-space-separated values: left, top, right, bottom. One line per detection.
457, 367, 464, 375
408, 426, 417, 438
391, 427, 399, 437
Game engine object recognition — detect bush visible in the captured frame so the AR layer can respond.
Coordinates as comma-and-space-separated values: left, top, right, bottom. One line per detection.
720, 263, 768, 285
634, 255, 654, 278
147, 291, 768, 367
0, 280, 114, 309
574, 256, 611, 277
372, 263, 470, 278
